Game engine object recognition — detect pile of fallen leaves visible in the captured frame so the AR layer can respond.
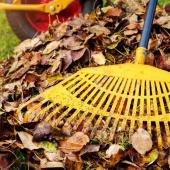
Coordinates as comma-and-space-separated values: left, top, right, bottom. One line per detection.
0, 0, 170, 169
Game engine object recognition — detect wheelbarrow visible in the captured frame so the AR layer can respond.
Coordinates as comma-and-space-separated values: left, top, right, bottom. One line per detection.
0, 0, 102, 39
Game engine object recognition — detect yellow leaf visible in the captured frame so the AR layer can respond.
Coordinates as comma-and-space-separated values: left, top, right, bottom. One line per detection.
142, 149, 159, 165
47, 74, 64, 84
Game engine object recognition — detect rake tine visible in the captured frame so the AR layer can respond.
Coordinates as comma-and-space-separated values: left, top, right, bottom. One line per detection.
121, 119, 127, 131
23, 99, 48, 122
44, 105, 63, 121
164, 121, 170, 146
161, 82, 170, 111
69, 74, 93, 93
73, 111, 89, 130
32, 102, 57, 122
118, 79, 132, 114
54, 107, 73, 126
72, 74, 99, 97
139, 80, 145, 117
17, 95, 41, 121
156, 121, 163, 148
108, 118, 119, 141
129, 120, 135, 137
151, 81, 159, 116
156, 81, 166, 115
66, 110, 80, 125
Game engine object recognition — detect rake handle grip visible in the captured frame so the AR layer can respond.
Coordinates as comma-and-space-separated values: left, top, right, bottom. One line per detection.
139, 0, 158, 48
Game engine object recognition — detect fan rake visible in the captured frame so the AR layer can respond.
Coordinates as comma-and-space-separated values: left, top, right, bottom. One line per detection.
17, 0, 170, 147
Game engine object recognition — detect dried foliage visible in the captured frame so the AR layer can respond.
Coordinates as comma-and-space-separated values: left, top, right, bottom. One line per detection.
0, 0, 170, 169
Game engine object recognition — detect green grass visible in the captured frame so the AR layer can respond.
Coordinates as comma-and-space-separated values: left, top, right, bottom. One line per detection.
159, 0, 169, 5
0, 12, 20, 60
0, 0, 169, 60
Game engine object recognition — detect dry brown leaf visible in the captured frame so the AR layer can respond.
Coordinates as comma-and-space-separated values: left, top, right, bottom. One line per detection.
17, 131, 40, 150
131, 128, 153, 155
124, 29, 138, 36
106, 144, 124, 158
80, 144, 100, 156
42, 41, 60, 54
18, 131, 57, 151
106, 149, 125, 168
63, 51, 73, 70
155, 16, 170, 29
14, 37, 42, 53
33, 122, 53, 141
127, 22, 140, 30
105, 7, 122, 17
45, 150, 63, 162
125, 166, 142, 170
59, 132, 89, 154
0, 156, 9, 169
145, 52, 154, 66
50, 55, 63, 73
92, 52, 106, 65
159, 50, 170, 70
3, 101, 19, 112
61, 36, 84, 50
10, 64, 30, 80
157, 151, 168, 167
71, 48, 89, 61
25, 73, 39, 83
121, 160, 140, 168
89, 25, 111, 36
119, 0, 145, 14
129, 14, 138, 23
40, 158, 64, 169
65, 154, 83, 170
168, 155, 170, 168
7, 60, 23, 74
30, 52, 42, 65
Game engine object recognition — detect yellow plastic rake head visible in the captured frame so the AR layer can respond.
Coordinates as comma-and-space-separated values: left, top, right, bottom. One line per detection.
17, 63, 170, 147
16, 0, 170, 147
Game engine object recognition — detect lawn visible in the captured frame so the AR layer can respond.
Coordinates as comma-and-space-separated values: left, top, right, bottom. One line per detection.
0, 0, 169, 60
0, 12, 20, 60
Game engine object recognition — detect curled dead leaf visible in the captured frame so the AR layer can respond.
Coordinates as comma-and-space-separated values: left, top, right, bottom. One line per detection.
131, 128, 153, 155
33, 122, 53, 141
89, 25, 111, 36
17, 131, 40, 150
158, 50, 170, 70
105, 7, 122, 17
157, 151, 168, 167
40, 158, 64, 169
59, 132, 89, 154
92, 52, 106, 65
124, 29, 138, 36
168, 155, 170, 168
156, 16, 170, 29
71, 48, 89, 61
106, 144, 124, 158
14, 37, 42, 53
61, 36, 84, 50
45, 150, 63, 162
80, 144, 100, 156
18, 131, 56, 152
106, 148, 125, 168
42, 41, 60, 55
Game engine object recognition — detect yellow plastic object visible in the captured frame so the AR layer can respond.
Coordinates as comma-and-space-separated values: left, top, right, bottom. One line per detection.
135, 47, 146, 64
0, 0, 74, 14
17, 62, 170, 148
